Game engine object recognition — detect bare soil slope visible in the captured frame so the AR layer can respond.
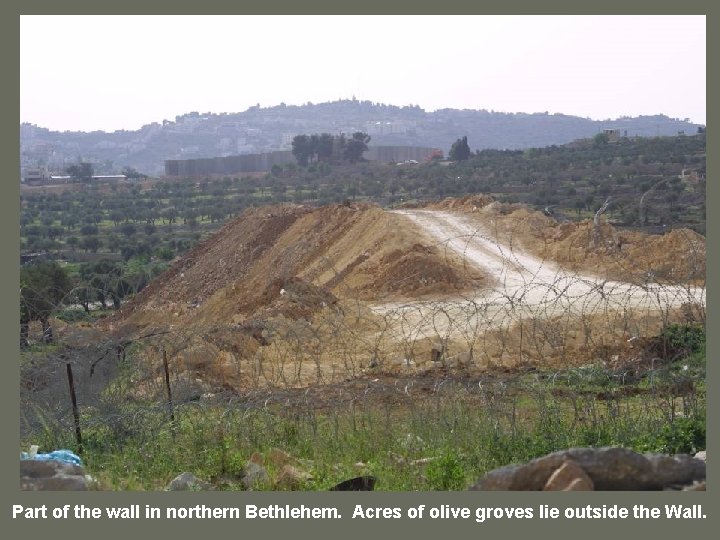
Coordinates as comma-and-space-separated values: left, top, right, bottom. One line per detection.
98, 197, 704, 390
111, 202, 487, 333
379, 203, 704, 371
428, 195, 705, 285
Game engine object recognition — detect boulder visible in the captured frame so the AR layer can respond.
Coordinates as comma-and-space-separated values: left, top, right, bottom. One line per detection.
241, 462, 270, 490
267, 448, 297, 468
470, 447, 705, 491
21, 460, 88, 491
274, 464, 313, 490
644, 453, 707, 490
543, 460, 594, 491
166, 472, 212, 491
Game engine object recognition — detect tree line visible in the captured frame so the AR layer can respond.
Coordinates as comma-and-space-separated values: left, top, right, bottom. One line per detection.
291, 132, 371, 166
20, 133, 705, 347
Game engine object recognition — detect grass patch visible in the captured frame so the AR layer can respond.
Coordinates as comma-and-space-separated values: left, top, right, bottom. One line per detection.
20, 322, 706, 491
22, 365, 705, 490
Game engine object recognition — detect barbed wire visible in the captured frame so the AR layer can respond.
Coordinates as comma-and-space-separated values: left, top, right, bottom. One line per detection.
20, 209, 705, 452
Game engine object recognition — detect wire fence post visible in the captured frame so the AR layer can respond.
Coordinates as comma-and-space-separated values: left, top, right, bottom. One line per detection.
65, 362, 83, 454
163, 348, 176, 438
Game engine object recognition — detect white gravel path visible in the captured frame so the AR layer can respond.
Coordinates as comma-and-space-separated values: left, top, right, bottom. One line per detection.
371, 209, 705, 341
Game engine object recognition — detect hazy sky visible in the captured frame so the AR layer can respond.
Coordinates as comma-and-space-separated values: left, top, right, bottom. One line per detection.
21, 15, 705, 132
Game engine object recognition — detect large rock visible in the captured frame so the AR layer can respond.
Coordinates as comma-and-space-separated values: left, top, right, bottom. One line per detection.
644, 453, 707, 490
267, 448, 297, 468
166, 472, 213, 491
21, 460, 88, 491
543, 460, 594, 491
470, 447, 705, 491
274, 464, 313, 490
241, 462, 270, 490
248, 452, 264, 465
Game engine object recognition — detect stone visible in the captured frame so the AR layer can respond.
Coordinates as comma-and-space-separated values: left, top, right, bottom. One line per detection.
21, 459, 83, 479
446, 351, 474, 368
274, 464, 313, 490
563, 477, 594, 491
410, 457, 439, 466
469, 447, 706, 491
248, 452, 264, 466
644, 453, 706, 490
84, 474, 102, 491
543, 460, 594, 491
267, 448, 297, 468
430, 343, 444, 363
241, 462, 269, 490
694, 450, 706, 462
166, 472, 212, 491
21, 460, 88, 491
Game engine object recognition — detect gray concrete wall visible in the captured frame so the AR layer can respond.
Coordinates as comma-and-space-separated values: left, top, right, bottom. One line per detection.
364, 146, 439, 163
165, 147, 438, 176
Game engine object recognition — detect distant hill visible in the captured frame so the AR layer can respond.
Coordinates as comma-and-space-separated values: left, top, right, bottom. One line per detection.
20, 99, 703, 177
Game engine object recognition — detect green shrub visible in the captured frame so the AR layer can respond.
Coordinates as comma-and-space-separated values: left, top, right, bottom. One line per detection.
654, 416, 706, 455
55, 307, 93, 323
661, 323, 705, 356
425, 449, 467, 490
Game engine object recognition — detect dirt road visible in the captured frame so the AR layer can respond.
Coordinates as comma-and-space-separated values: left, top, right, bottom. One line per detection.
372, 209, 705, 341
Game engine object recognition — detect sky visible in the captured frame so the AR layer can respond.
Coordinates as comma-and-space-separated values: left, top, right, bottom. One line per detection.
20, 15, 706, 133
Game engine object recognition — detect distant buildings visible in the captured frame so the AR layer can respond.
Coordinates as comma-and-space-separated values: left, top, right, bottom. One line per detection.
22, 166, 49, 183
365, 120, 416, 136
602, 129, 627, 143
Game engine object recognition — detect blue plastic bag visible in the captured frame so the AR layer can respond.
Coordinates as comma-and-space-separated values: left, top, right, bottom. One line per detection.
20, 449, 83, 466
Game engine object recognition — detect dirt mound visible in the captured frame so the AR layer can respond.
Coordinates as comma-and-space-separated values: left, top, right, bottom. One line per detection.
110, 202, 489, 334
539, 220, 705, 284
452, 203, 705, 285
259, 277, 339, 321
358, 243, 484, 298
116, 205, 311, 323
100, 202, 494, 391
101, 198, 703, 394
429, 194, 497, 211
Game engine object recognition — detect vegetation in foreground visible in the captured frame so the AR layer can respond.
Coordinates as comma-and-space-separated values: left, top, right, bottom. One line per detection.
21, 324, 705, 491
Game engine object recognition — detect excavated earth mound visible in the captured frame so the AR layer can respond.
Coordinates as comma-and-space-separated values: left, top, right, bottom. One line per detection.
430, 196, 705, 285
110, 202, 487, 334
95, 197, 704, 391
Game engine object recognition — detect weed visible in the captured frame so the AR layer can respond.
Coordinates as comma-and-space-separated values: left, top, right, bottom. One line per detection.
425, 449, 467, 490
661, 323, 705, 357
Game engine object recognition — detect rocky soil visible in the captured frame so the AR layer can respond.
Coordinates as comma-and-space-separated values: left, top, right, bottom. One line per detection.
94, 197, 704, 389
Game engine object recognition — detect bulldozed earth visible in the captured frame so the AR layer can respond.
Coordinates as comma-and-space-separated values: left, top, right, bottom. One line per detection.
426, 195, 705, 286
99, 197, 705, 393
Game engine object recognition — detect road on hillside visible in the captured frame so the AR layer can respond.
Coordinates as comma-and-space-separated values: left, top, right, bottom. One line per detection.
372, 209, 705, 342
